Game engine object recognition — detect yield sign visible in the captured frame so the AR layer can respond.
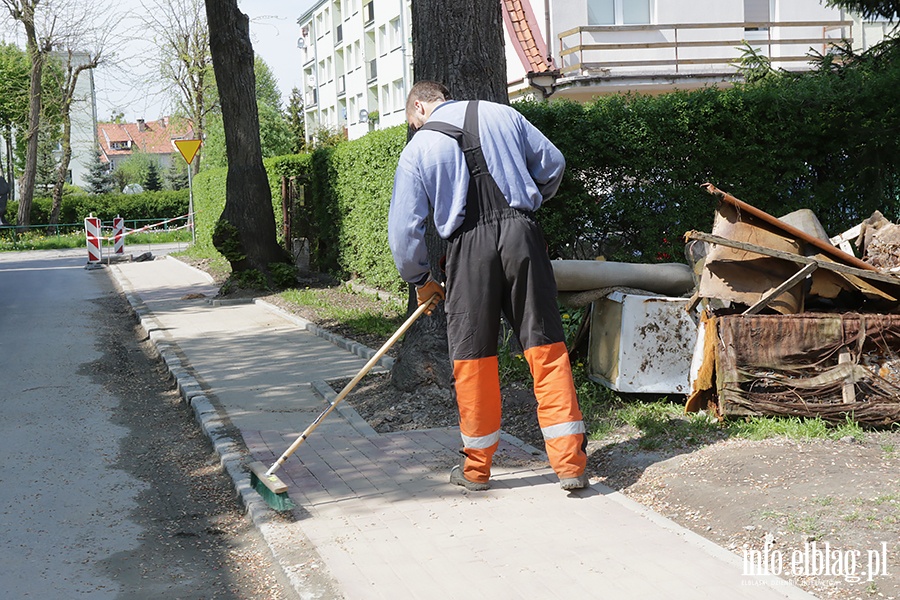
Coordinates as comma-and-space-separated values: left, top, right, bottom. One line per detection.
173, 139, 202, 165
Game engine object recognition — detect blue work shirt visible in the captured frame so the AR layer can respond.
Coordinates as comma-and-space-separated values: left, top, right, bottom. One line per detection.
388, 100, 565, 285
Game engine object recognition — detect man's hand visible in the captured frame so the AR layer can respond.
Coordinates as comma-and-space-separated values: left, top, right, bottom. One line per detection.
416, 276, 445, 316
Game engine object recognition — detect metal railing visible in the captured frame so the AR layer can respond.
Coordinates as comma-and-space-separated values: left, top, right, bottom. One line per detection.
558, 20, 853, 77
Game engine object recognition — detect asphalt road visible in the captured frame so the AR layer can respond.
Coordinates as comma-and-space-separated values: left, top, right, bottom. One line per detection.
0, 248, 294, 599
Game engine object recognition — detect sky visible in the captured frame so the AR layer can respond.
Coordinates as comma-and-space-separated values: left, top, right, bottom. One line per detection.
89, 0, 318, 122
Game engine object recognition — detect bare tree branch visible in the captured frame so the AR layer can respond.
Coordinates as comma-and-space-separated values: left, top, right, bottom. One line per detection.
139, 0, 214, 174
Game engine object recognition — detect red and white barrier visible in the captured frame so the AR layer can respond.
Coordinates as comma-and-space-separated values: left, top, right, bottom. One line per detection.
85, 216, 102, 263
82, 213, 194, 264
113, 216, 125, 254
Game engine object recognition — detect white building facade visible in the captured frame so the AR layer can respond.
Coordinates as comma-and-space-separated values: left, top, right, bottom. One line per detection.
67, 53, 99, 190
297, 0, 413, 141
298, 0, 885, 142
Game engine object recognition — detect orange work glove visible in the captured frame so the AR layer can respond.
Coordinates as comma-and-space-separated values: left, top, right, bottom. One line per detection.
416, 276, 445, 316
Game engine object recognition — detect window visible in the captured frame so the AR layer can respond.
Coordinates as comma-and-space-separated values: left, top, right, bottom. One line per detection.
378, 25, 387, 55
744, 0, 770, 30
393, 79, 404, 112
389, 18, 401, 49
315, 12, 324, 37
588, 0, 650, 25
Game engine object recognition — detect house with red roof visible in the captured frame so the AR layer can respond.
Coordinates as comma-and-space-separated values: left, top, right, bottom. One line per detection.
97, 116, 196, 172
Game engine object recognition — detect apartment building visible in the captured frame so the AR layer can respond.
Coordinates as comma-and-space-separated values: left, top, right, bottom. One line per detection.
298, 1, 885, 142
297, 0, 412, 142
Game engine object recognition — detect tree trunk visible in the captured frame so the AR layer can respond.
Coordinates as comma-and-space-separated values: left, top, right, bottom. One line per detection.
49, 113, 72, 231
411, 0, 508, 103
4, 128, 13, 203
390, 0, 508, 391
18, 17, 44, 229
205, 0, 285, 277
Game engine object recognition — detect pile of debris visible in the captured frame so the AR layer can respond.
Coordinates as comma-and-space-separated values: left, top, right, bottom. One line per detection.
550, 183, 900, 426
684, 184, 900, 426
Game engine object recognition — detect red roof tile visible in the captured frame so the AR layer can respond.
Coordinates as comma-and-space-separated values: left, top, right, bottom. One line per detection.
98, 117, 196, 163
502, 0, 554, 74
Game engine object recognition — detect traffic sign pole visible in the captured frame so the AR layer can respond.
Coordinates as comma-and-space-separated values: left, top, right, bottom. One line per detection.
187, 166, 195, 244
173, 139, 202, 245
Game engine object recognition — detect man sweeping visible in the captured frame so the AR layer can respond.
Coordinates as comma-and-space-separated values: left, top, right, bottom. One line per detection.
388, 81, 589, 492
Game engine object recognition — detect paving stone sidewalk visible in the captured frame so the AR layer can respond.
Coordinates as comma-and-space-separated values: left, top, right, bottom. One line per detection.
109, 256, 817, 600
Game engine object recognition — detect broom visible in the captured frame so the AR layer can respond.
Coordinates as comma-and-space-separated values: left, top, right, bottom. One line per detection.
250, 294, 438, 511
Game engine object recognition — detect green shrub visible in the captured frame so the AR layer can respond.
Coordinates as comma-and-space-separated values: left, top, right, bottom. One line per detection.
519, 60, 900, 262
6, 189, 189, 229
191, 164, 227, 256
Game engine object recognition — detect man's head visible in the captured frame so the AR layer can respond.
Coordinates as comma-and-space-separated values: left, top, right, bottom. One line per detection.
406, 81, 451, 130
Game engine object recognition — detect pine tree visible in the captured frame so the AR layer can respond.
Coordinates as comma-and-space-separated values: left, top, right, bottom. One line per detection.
144, 161, 162, 191
165, 159, 189, 190
287, 87, 305, 154
83, 150, 114, 194
35, 128, 59, 193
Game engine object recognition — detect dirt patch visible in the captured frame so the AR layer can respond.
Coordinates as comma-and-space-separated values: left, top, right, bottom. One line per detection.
181, 258, 900, 599
260, 291, 402, 358
91, 293, 302, 598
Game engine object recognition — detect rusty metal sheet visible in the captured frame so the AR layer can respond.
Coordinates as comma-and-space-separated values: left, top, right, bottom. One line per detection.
711, 313, 900, 426
702, 183, 877, 272
698, 201, 806, 314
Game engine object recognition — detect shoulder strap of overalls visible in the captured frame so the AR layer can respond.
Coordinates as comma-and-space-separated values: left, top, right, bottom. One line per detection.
419, 101, 486, 177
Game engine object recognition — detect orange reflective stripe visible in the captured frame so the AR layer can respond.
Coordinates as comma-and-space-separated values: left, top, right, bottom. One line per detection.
541, 421, 585, 440
453, 356, 502, 437
524, 341, 583, 427
461, 430, 501, 449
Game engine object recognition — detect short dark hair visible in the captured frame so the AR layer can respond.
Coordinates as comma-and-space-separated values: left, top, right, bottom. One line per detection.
406, 80, 452, 115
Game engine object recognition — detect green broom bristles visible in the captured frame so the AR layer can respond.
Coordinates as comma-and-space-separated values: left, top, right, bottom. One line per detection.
249, 462, 296, 511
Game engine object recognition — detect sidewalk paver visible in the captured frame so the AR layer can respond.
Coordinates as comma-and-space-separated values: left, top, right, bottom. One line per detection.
110, 256, 817, 600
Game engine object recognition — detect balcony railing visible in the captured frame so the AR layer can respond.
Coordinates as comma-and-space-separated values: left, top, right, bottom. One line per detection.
558, 20, 853, 77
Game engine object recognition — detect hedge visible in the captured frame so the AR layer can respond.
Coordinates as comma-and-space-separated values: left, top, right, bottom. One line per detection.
6, 189, 190, 229
191, 59, 900, 291
518, 63, 900, 263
